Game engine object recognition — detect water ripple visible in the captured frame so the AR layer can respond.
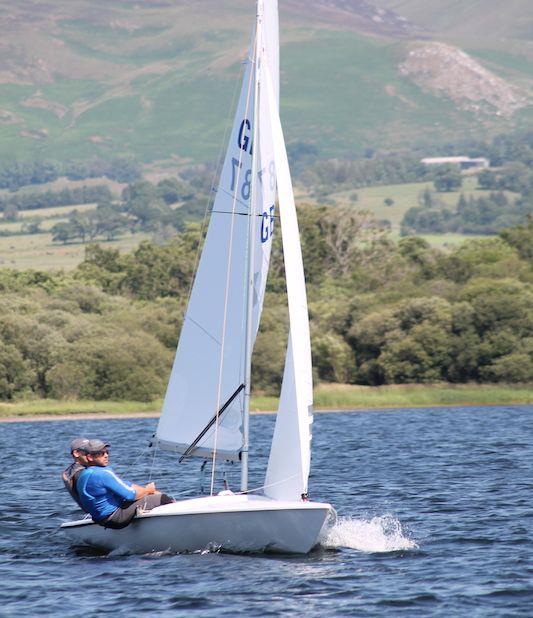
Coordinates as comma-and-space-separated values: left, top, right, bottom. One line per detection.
0, 406, 532, 616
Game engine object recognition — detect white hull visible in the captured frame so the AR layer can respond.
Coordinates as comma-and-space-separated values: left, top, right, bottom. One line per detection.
60, 494, 333, 555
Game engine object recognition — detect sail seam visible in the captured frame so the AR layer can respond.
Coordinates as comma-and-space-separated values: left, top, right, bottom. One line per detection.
213, 186, 250, 209
185, 316, 222, 346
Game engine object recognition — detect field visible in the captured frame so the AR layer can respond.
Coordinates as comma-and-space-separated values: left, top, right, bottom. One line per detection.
5, 202, 98, 222
0, 171, 512, 270
0, 230, 150, 270
310, 175, 514, 240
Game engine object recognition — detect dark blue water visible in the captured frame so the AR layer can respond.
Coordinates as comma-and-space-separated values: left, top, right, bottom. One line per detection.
1, 406, 532, 616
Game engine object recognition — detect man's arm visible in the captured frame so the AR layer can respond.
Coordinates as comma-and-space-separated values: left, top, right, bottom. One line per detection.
101, 469, 156, 501
101, 469, 137, 501
131, 482, 157, 500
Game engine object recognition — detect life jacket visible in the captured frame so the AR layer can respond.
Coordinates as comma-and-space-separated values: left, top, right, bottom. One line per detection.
62, 464, 86, 510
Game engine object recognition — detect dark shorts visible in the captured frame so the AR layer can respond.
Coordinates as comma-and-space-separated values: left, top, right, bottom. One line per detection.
99, 493, 174, 530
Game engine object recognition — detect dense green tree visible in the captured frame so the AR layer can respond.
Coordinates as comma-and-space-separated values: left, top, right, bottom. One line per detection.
252, 304, 288, 394
480, 352, 533, 383
433, 165, 463, 192
51, 222, 76, 244
105, 157, 141, 183
477, 169, 498, 190
156, 178, 194, 204
312, 331, 355, 383
500, 216, 533, 261
0, 344, 33, 399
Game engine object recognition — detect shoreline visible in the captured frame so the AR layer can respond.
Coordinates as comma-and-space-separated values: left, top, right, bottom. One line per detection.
1, 401, 532, 423
1, 383, 530, 423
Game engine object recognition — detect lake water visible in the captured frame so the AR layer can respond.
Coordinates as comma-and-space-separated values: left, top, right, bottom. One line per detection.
1, 405, 532, 616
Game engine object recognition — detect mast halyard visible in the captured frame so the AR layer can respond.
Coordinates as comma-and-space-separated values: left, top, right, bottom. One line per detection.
241, 1, 263, 492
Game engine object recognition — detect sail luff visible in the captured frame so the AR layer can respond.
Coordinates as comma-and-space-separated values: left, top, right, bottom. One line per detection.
241, 12, 262, 492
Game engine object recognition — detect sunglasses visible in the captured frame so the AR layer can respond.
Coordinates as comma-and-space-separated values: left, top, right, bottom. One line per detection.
91, 450, 109, 457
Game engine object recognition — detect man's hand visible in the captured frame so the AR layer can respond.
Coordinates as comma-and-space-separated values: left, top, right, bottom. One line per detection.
146, 482, 156, 494
133, 481, 157, 500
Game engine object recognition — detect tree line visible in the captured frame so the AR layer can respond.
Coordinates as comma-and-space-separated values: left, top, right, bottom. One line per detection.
0, 157, 141, 191
0, 208, 530, 401
289, 131, 533, 194
49, 176, 208, 244
0, 185, 112, 219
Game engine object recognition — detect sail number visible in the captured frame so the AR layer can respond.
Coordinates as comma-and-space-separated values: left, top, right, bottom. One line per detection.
261, 205, 275, 243
238, 119, 253, 155
230, 158, 275, 200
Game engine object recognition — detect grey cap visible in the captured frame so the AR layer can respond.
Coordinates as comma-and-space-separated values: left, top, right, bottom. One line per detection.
83, 439, 110, 454
70, 438, 89, 453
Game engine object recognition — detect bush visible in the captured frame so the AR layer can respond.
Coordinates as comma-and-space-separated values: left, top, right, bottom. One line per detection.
480, 353, 533, 382
0, 344, 33, 399
312, 332, 355, 383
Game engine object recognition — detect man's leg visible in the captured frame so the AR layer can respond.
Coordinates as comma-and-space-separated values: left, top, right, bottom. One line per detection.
138, 493, 174, 511
100, 493, 175, 529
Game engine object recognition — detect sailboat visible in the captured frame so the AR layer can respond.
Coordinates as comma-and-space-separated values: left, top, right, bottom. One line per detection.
60, 0, 333, 554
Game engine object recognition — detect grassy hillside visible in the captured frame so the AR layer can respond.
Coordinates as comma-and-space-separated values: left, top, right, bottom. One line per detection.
0, 1, 530, 166
373, 0, 533, 40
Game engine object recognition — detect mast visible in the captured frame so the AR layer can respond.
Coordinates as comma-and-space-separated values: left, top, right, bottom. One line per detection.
241, 0, 263, 492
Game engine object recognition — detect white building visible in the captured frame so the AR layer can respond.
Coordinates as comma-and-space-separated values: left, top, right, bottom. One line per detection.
420, 156, 489, 171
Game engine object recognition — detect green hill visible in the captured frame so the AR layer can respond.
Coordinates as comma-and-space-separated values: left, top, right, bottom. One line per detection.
0, 0, 530, 166
373, 0, 533, 41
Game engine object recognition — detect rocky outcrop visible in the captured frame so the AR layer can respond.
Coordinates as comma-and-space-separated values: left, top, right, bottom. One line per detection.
399, 41, 528, 117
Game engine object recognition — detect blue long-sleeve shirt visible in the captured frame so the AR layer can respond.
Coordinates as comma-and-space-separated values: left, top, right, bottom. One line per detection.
77, 466, 136, 521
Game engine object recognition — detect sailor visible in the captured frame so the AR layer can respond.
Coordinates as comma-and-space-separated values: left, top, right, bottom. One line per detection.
62, 437, 89, 508
76, 439, 175, 529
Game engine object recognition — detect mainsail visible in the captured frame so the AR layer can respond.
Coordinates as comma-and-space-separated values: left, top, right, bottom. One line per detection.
155, 2, 279, 461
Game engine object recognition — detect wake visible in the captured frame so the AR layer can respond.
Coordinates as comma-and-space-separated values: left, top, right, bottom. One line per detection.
320, 514, 418, 553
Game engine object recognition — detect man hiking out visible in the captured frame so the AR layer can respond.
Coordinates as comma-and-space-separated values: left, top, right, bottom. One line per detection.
76, 439, 174, 529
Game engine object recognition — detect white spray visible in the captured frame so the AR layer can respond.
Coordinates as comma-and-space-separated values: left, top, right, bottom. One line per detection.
320, 514, 418, 553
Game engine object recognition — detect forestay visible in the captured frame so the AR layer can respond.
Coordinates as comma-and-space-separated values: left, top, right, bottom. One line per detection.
154, 1, 279, 461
